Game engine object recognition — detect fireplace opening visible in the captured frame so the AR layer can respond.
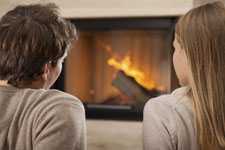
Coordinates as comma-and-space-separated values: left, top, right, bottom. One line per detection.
53, 18, 179, 120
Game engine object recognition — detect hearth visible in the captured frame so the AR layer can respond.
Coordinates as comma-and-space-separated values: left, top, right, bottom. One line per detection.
53, 18, 179, 120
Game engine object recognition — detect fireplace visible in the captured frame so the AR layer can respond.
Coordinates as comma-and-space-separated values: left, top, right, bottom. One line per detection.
54, 18, 179, 120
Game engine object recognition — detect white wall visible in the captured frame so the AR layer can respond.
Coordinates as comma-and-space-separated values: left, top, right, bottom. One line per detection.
0, 0, 193, 18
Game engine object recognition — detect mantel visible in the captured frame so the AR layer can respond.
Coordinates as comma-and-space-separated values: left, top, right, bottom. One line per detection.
0, 0, 193, 18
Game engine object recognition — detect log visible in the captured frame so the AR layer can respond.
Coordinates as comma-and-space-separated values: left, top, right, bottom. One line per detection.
112, 70, 160, 104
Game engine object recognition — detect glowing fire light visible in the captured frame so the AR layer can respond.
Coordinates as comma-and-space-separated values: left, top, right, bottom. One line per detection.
108, 56, 157, 90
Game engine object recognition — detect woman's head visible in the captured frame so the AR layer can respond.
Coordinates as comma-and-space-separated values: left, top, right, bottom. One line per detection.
175, 1, 225, 149
0, 3, 76, 88
173, 34, 190, 86
193, 0, 225, 7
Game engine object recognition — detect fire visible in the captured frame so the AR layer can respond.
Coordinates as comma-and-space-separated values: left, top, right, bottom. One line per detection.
108, 56, 157, 90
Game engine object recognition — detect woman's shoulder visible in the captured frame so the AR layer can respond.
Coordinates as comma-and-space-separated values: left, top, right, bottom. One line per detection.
143, 86, 195, 149
144, 86, 191, 111
144, 86, 193, 129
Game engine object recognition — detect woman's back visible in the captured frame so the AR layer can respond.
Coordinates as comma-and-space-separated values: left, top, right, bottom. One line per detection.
143, 87, 197, 150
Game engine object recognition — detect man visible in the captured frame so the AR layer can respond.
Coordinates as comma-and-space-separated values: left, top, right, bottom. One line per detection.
0, 3, 86, 150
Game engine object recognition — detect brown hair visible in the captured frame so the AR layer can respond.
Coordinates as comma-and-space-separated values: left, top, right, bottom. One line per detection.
0, 3, 76, 87
175, 1, 225, 150
193, 0, 225, 7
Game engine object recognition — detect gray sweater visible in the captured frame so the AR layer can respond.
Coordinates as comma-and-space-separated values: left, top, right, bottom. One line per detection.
0, 85, 86, 150
143, 87, 198, 150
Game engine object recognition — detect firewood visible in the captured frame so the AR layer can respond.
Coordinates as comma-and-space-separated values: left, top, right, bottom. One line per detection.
112, 70, 160, 104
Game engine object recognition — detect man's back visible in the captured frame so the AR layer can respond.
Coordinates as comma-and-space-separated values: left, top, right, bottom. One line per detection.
0, 85, 86, 150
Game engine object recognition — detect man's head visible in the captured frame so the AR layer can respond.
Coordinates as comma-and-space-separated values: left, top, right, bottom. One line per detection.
0, 3, 76, 89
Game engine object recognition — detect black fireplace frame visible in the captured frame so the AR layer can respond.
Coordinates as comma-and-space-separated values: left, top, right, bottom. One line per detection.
53, 17, 178, 121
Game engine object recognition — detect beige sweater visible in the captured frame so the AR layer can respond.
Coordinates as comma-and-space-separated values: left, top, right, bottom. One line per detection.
143, 87, 198, 150
0, 85, 86, 150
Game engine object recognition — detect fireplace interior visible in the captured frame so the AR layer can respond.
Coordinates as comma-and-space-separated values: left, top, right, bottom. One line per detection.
54, 18, 179, 120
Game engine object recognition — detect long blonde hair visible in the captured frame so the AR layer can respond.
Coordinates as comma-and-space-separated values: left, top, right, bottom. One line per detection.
175, 1, 225, 150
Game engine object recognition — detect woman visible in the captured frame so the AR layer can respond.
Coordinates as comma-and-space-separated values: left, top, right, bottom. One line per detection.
143, 1, 225, 150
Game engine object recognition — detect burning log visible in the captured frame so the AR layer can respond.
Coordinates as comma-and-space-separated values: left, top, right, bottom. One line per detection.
112, 70, 160, 104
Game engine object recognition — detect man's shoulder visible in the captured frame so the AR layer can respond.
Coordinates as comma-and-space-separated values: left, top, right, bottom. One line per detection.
21, 88, 84, 112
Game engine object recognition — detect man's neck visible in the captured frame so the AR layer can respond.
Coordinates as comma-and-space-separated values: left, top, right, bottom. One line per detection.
0, 80, 9, 86
0, 80, 47, 89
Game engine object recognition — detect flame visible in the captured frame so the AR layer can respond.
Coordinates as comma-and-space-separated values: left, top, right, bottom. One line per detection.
108, 56, 157, 90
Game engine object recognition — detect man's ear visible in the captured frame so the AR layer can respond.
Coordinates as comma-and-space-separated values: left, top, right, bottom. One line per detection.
41, 63, 50, 81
